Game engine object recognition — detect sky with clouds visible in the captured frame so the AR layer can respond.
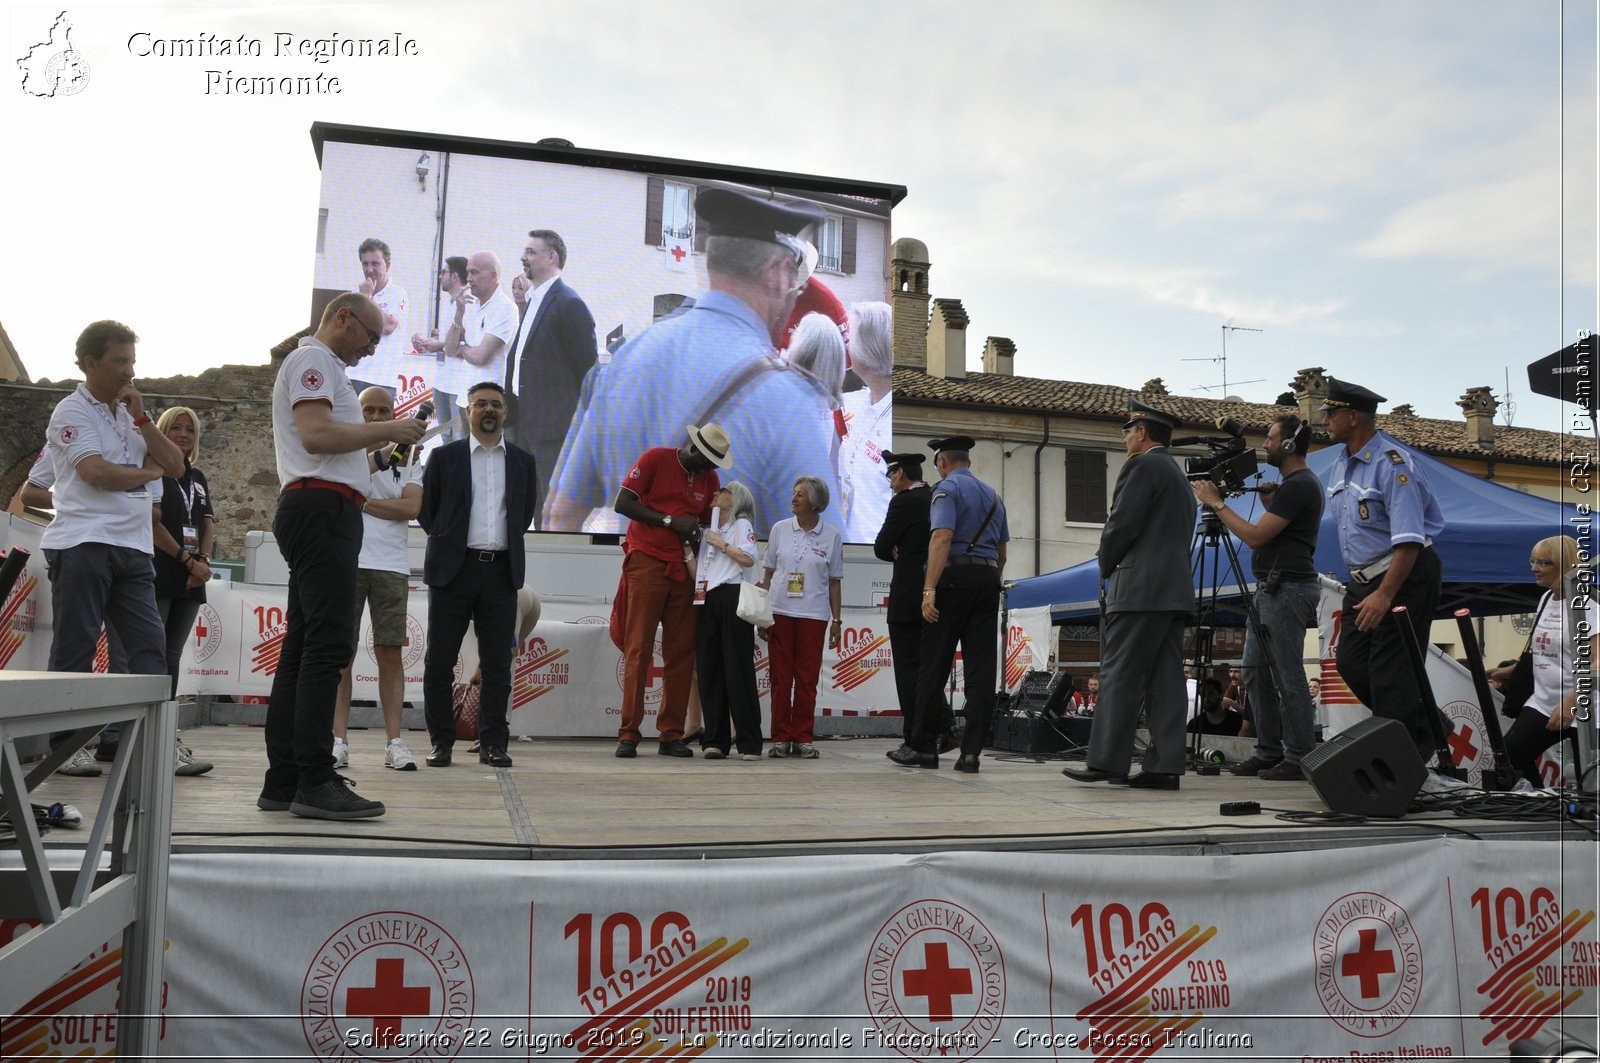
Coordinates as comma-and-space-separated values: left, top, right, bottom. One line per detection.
6, 0, 1596, 432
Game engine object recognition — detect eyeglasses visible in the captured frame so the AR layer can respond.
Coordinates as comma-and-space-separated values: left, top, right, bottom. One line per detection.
884, 466, 900, 481
1529, 558, 1557, 568
354, 315, 381, 346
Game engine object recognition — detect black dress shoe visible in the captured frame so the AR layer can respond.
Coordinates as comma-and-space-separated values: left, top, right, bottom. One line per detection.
953, 753, 981, 774
479, 747, 513, 767
615, 740, 638, 758
425, 746, 452, 767
1061, 765, 1129, 784
657, 740, 694, 758
1127, 772, 1180, 791
886, 745, 939, 768
938, 729, 960, 754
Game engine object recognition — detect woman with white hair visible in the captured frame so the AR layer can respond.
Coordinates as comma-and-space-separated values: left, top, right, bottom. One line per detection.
760, 475, 844, 758
837, 302, 894, 542
694, 481, 762, 759
1490, 534, 1597, 787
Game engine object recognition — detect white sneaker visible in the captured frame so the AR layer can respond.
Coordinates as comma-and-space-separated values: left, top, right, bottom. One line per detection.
385, 737, 417, 771
57, 748, 102, 777
794, 743, 819, 759
332, 737, 349, 769
766, 742, 789, 759
174, 740, 214, 776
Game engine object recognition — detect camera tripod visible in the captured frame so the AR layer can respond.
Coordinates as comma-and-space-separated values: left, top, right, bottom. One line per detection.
1185, 505, 1295, 770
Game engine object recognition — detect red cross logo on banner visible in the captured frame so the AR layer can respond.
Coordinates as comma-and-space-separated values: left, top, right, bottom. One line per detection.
902, 941, 974, 1023
345, 958, 431, 1047
301, 368, 324, 391
193, 614, 208, 647
1341, 928, 1396, 999
1447, 724, 1479, 766
670, 244, 687, 263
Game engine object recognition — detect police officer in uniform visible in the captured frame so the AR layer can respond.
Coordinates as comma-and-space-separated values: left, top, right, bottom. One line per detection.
887, 435, 1008, 773
874, 450, 954, 749
1064, 401, 1195, 790
1321, 378, 1446, 757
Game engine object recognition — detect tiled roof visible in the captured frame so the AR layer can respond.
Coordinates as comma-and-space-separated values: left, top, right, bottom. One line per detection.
892, 368, 1590, 466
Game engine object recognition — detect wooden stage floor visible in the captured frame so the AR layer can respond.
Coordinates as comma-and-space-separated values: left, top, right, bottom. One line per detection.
32, 725, 1573, 860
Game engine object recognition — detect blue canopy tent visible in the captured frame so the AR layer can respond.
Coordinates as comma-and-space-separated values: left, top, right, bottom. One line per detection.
1006, 442, 1588, 623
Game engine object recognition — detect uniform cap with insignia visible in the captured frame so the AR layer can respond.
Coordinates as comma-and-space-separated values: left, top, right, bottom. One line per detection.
881, 449, 925, 474
1123, 400, 1180, 432
927, 435, 977, 457
1318, 378, 1386, 416
695, 188, 825, 279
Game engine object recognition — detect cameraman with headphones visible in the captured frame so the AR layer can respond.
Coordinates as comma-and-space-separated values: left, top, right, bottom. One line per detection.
1193, 413, 1324, 781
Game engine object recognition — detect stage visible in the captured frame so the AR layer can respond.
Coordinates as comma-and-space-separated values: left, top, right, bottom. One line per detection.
36, 725, 1580, 859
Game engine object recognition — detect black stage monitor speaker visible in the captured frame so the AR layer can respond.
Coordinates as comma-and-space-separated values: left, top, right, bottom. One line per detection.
1013, 670, 1076, 719
1301, 717, 1427, 818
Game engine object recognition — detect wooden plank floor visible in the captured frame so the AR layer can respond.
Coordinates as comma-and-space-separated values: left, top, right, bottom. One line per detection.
28, 726, 1560, 857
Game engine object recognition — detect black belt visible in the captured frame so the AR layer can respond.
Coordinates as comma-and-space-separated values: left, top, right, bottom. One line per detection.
947, 555, 997, 568
471, 550, 508, 562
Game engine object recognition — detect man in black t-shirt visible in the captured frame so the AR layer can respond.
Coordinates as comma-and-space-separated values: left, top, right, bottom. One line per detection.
1193, 413, 1324, 780
1186, 678, 1250, 737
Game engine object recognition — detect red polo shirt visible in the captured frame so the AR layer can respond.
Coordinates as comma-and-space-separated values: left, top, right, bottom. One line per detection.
622, 447, 719, 563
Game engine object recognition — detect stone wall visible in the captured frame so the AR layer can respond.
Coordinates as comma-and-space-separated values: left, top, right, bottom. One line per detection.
0, 362, 282, 562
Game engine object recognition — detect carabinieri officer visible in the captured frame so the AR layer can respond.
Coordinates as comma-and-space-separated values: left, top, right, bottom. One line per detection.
888, 434, 1008, 773
1321, 377, 1446, 758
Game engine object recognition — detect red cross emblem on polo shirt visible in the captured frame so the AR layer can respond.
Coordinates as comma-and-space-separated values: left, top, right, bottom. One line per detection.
302, 368, 324, 391
1447, 723, 1479, 766
61, 425, 78, 444
902, 941, 973, 1023
670, 244, 687, 263
1535, 629, 1552, 652
345, 958, 431, 1047
1340, 928, 1395, 999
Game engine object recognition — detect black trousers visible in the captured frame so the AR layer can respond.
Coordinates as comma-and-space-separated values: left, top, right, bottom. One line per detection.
889, 616, 954, 744
1504, 708, 1572, 788
696, 583, 762, 756
266, 488, 362, 793
1337, 546, 1443, 757
909, 566, 1000, 756
423, 553, 517, 753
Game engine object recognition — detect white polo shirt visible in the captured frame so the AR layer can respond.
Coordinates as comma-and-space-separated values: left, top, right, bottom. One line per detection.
433, 292, 478, 398
359, 458, 423, 574
459, 288, 519, 397
762, 516, 845, 622
695, 516, 757, 597
274, 337, 368, 491
357, 279, 413, 389
838, 388, 893, 543
39, 385, 155, 552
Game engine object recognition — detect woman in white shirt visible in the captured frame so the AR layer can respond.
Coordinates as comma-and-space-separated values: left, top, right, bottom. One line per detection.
695, 481, 762, 760
1492, 535, 1597, 787
761, 476, 844, 759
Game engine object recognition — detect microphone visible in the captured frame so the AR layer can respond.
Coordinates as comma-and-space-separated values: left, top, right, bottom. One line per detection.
388, 400, 434, 465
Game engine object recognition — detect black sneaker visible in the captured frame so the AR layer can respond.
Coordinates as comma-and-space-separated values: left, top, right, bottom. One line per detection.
615, 740, 638, 758
257, 786, 295, 812
1258, 761, 1305, 781
93, 741, 119, 763
289, 775, 385, 820
1227, 755, 1281, 777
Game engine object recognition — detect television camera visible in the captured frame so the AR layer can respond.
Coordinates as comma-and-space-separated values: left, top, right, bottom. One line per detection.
1175, 417, 1260, 498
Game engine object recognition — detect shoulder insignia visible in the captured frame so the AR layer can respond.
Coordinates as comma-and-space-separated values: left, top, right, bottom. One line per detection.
1386, 449, 1405, 466
1396, 472, 1409, 486
932, 492, 949, 503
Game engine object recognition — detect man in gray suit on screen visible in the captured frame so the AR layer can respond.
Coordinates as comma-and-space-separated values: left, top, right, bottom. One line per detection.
1063, 400, 1196, 791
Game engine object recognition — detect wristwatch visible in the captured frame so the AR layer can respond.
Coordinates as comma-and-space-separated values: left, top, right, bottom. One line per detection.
660, 514, 672, 527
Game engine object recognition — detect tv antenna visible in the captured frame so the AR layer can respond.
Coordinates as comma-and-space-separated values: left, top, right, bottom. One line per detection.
1186, 321, 1265, 394
1500, 366, 1516, 427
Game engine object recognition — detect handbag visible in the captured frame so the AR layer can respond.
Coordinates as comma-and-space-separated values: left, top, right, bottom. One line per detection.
1499, 592, 1543, 719
736, 581, 773, 628
452, 682, 480, 740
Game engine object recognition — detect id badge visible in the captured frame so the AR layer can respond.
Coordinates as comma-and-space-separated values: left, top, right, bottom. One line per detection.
694, 577, 707, 604
786, 571, 805, 597
182, 525, 199, 551
123, 464, 147, 499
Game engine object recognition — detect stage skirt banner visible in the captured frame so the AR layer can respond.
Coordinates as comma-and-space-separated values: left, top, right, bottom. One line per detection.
0, 534, 957, 733
4, 840, 1595, 1059
1316, 577, 1569, 786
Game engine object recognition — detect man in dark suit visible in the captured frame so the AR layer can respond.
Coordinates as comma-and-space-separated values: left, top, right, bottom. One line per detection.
504, 229, 597, 519
418, 381, 540, 768
874, 450, 953, 748
1064, 401, 1196, 791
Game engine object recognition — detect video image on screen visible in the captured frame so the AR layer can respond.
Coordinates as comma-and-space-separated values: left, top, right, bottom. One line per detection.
312, 134, 895, 543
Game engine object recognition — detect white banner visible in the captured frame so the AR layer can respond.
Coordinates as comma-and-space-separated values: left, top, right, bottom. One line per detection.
4, 840, 1595, 1059
1316, 578, 1568, 786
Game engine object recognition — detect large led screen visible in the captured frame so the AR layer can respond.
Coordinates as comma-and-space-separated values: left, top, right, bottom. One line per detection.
312, 132, 896, 542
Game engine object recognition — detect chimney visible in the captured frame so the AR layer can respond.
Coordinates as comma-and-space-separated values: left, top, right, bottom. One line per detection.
1140, 378, 1169, 396
926, 298, 969, 379
1292, 367, 1329, 426
1389, 404, 1416, 418
890, 237, 932, 370
981, 336, 1015, 376
1457, 386, 1498, 448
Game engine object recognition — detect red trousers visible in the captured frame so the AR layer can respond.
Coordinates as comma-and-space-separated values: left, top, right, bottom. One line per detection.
618, 551, 693, 743
768, 613, 825, 743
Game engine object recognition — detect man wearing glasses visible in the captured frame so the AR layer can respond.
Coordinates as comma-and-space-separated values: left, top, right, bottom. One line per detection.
263, 294, 426, 819
543, 188, 838, 536
1321, 378, 1445, 759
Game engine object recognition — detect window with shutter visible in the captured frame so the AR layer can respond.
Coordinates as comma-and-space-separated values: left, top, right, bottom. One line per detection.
1064, 450, 1108, 523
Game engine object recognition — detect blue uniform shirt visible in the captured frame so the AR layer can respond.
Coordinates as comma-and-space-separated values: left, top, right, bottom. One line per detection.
545, 289, 839, 535
1327, 429, 1444, 568
929, 467, 1009, 560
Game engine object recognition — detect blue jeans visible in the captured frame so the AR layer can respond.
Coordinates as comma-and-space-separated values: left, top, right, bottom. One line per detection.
45, 543, 167, 747
1242, 578, 1319, 765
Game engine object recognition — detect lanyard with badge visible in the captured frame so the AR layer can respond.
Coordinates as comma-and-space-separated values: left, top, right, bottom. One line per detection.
89, 395, 145, 498
694, 510, 720, 604
177, 472, 201, 554
787, 523, 809, 597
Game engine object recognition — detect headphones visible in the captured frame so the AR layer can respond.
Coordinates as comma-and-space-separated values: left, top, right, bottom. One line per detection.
1281, 416, 1312, 455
